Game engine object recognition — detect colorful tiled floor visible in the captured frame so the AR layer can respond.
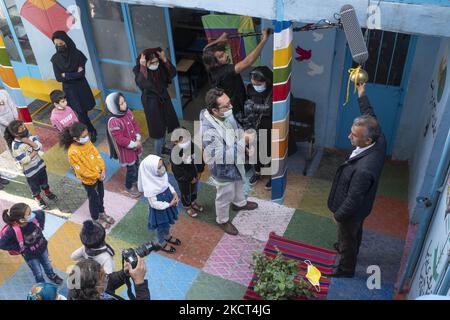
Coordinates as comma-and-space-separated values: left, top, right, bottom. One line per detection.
0, 124, 410, 300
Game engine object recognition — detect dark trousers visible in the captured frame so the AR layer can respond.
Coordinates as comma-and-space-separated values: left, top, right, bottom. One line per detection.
254, 125, 271, 174
178, 181, 198, 207
125, 159, 140, 189
336, 218, 364, 273
26, 168, 49, 197
76, 109, 95, 133
83, 180, 105, 220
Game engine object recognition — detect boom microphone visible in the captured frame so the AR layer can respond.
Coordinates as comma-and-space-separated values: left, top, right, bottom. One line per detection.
340, 4, 369, 65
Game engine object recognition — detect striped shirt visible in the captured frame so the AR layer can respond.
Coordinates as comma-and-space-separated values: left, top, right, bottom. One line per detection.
12, 136, 45, 178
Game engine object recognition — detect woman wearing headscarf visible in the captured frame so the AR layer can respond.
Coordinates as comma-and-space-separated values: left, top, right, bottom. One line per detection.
133, 48, 180, 156
51, 31, 97, 142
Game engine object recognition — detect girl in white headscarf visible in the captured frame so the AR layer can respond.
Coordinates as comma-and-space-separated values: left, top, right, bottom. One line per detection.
138, 154, 181, 253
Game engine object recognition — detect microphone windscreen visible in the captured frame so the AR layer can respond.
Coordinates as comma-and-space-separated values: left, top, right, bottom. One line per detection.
340, 4, 369, 65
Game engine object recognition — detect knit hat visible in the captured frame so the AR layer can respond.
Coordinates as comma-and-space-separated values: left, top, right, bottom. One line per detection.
80, 220, 106, 249
27, 283, 58, 300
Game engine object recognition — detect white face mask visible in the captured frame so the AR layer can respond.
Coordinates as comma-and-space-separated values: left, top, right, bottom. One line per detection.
179, 140, 191, 149
253, 84, 266, 93
78, 136, 90, 144
157, 166, 166, 176
148, 63, 159, 71
223, 109, 233, 119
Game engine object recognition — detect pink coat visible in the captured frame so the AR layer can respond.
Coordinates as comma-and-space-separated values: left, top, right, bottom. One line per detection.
108, 109, 142, 165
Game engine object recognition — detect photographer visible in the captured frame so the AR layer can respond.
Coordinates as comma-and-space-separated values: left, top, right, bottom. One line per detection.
67, 256, 150, 300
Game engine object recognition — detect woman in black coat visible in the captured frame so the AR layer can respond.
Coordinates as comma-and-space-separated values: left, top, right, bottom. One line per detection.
133, 47, 180, 156
51, 31, 97, 142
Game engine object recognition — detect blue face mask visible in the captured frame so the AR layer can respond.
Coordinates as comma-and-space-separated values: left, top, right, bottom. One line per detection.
223, 109, 233, 119
253, 84, 266, 93
27, 212, 36, 223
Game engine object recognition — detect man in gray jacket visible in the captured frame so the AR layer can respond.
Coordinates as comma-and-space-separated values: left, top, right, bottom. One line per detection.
201, 87, 258, 235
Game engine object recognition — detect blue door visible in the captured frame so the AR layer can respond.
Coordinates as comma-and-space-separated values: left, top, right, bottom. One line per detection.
336, 30, 417, 155
78, 0, 182, 117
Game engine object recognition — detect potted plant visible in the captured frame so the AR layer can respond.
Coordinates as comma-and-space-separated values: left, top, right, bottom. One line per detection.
251, 249, 315, 300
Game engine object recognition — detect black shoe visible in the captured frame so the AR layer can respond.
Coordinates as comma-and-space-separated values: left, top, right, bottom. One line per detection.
37, 198, 48, 210
265, 180, 272, 191
0, 177, 9, 185
162, 147, 171, 155
46, 191, 58, 201
48, 274, 63, 285
329, 268, 355, 278
249, 174, 260, 186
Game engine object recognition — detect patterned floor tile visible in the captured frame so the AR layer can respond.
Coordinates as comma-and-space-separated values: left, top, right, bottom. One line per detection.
0, 252, 24, 285
327, 277, 395, 300
283, 209, 338, 250
70, 190, 138, 231
297, 177, 333, 218
104, 167, 128, 195
0, 264, 67, 300
35, 126, 59, 152
365, 196, 409, 239
120, 252, 200, 300
0, 150, 21, 178
42, 214, 67, 240
232, 197, 295, 242
283, 173, 309, 209
314, 149, 348, 182
378, 162, 409, 201
43, 144, 71, 177
0, 136, 7, 154
186, 271, 247, 300
203, 234, 265, 287
47, 221, 83, 273
51, 177, 88, 215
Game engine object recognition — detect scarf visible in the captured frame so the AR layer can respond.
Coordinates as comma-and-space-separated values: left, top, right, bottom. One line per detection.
50, 31, 87, 72
137, 154, 169, 198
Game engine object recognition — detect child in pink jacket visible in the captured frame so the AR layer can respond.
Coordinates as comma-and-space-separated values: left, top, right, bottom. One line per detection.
49, 90, 78, 132
106, 92, 142, 198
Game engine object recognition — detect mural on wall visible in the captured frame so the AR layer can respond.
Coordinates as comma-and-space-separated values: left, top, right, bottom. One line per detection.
20, 0, 75, 39
294, 31, 325, 77
423, 79, 438, 138
295, 45, 311, 61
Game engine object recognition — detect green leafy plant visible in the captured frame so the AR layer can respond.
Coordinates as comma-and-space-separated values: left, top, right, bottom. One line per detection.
252, 249, 314, 300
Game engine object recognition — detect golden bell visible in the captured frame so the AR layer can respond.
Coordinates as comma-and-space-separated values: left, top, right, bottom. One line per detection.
349, 68, 369, 85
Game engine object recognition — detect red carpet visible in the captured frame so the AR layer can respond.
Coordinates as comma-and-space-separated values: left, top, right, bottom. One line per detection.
244, 232, 337, 300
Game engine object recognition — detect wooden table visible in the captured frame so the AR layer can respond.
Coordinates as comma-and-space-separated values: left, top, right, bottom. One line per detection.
176, 58, 196, 108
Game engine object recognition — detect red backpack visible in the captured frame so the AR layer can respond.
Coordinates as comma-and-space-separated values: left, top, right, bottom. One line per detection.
0, 219, 39, 255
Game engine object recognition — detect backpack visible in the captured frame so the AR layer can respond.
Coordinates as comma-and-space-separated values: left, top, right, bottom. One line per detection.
0, 219, 39, 255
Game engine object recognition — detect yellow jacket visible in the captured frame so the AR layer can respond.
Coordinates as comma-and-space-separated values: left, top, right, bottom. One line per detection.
68, 141, 106, 185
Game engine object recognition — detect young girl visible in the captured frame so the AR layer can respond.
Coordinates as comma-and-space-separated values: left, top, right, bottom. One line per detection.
0, 203, 63, 285
138, 154, 181, 253
105, 92, 142, 198
60, 121, 115, 229
49, 89, 79, 132
170, 129, 205, 218
4, 120, 57, 209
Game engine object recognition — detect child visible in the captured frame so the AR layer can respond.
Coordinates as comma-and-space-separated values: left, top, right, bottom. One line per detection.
138, 154, 181, 253
49, 89, 79, 132
0, 89, 18, 189
60, 121, 115, 229
0, 203, 63, 285
4, 120, 57, 209
170, 129, 205, 218
105, 92, 142, 198
71, 220, 115, 274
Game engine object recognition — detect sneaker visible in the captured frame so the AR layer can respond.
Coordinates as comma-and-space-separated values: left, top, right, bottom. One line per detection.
125, 186, 141, 198
249, 174, 260, 186
0, 176, 9, 185
45, 191, 58, 201
96, 217, 111, 229
100, 213, 115, 225
265, 180, 272, 191
231, 201, 258, 212
37, 198, 48, 209
48, 274, 64, 285
218, 222, 239, 235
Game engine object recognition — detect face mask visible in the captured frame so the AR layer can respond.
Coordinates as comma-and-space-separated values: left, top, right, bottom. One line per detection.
18, 129, 29, 138
78, 136, 90, 144
304, 260, 322, 292
148, 63, 159, 71
25, 211, 36, 223
223, 109, 233, 119
253, 84, 266, 93
179, 141, 191, 149
157, 166, 166, 177
56, 45, 67, 53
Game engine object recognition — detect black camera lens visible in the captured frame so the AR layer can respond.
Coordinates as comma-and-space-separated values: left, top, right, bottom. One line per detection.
122, 241, 161, 269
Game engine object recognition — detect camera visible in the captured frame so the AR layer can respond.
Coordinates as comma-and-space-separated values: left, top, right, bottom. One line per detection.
122, 241, 160, 269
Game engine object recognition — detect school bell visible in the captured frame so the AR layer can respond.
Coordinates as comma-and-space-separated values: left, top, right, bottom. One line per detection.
349, 67, 369, 85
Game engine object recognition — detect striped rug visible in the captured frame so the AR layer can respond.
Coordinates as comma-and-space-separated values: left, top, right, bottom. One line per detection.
244, 232, 337, 300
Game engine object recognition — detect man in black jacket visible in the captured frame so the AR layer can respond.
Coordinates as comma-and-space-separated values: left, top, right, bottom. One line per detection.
328, 84, 386, 277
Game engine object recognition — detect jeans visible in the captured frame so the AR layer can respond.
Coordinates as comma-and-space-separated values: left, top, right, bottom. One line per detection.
83, 180, 105, 220
336, 218, 365, 273
26, 168, 49, 197
156, 224, 171, 247
26, 249, 57, 283
125, 159, 140, 190
154, 137, 165, 156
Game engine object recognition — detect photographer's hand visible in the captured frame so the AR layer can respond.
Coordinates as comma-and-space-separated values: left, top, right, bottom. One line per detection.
126, 256, 147, 285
